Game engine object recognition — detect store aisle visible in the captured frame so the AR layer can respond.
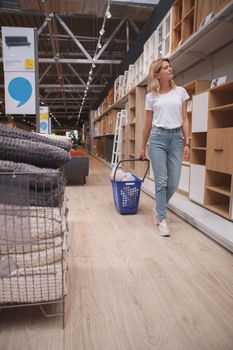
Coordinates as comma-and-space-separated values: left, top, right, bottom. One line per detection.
0, 155, 233, 350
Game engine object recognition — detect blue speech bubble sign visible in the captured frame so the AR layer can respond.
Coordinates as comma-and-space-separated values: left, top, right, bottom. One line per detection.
8, 77, 32, 107
40, 121, 48, 130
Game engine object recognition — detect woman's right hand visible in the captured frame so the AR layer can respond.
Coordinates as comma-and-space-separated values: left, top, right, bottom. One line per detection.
140, 149, 146, 160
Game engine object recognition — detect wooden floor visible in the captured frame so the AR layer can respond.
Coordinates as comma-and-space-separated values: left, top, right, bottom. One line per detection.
1, 155, 233, 350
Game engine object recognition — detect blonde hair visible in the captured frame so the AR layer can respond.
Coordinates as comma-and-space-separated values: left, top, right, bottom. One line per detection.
147, 58, 175, 93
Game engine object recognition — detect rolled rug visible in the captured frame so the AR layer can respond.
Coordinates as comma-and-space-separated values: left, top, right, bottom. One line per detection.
0, 124, 72, 151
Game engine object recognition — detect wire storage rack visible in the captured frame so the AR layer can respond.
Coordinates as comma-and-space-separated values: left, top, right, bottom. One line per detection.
0, 171, 69, 328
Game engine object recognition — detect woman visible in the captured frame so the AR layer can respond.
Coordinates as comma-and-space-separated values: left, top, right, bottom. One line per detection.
140, 58, 190, 237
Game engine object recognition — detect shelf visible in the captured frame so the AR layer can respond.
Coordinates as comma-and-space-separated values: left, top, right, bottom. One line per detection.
173, 20, 182, 31
191, 149, 206, 165
182, 161, 190, 166
205, 204, 230, 218
206, 185, 231, 197
192, 147, 206, 150
94, 94, 128, 121
209, 103, 233, 112
210, 80, 233, 92
170, 1, 233, 75
93, 133, 114, 138
183, 7, 195, 20
191, 132, 207, 148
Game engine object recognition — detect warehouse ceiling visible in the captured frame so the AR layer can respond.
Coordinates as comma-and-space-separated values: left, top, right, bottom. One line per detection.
0, 0, 159, 131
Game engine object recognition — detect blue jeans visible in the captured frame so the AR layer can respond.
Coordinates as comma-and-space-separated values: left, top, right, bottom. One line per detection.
148, 126, 183, 220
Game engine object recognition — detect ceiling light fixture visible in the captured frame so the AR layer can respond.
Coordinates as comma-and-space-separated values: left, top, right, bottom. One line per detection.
99, 28, 105, 36
106, 8, 111, 19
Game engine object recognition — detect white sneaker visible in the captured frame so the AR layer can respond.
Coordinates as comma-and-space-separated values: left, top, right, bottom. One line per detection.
158, 219, 170, 237
153, 208, 159, 225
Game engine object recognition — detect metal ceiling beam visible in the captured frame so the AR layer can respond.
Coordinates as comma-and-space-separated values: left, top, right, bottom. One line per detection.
38, 50, 125, 58
44, 98, 96, 101
44, 89, 101, 93
50, 105, 81, 109
39, 33, 129, 44
39, 84, 105, 88
39, 58, 121, 64
67, 64, 86, 85
55, 14, 92, 60
0, 58, 121, 64
39, 63, 53, 83
37, 19, 48, 36
128, 19, 140, 34
111, 0, 159, 5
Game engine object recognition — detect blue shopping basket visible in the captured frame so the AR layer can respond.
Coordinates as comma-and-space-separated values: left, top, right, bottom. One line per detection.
111, 158, 150, 214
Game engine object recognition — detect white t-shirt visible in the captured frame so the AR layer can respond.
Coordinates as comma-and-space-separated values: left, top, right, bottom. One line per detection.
145, 86, 189, 129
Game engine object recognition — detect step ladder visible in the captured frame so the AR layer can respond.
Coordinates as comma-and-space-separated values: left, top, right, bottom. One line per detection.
111, 110, 127, 168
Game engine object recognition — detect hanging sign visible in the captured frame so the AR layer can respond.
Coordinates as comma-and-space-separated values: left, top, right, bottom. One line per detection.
2, 27, 35, 72
4, 71, 36, 114
39, 106, 49, 134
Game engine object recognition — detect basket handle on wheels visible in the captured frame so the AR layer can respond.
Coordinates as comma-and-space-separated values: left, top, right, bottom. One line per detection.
113, 158, 150, 182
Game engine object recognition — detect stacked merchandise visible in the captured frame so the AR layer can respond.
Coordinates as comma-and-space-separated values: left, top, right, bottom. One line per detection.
0, 125, 71, 313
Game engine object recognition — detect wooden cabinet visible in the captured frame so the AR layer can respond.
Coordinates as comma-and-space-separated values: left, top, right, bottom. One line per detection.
177, 80, 210, 196
187, 80, 233, 220
204, 80, 233, 220
207, 128, 233, 174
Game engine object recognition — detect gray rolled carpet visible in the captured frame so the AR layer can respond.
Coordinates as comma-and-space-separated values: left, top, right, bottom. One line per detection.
0, 136, 71, 169
0, 124, 72, 151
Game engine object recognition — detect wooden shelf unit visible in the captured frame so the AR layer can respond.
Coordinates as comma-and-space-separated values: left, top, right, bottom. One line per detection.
171, 0, 231, 53
92, 95, 129, 162
183, 80, 211, 153
204, 80, 233, 220
177, 80, 211, 196
195, 0, 230, 31
127, 90, 136, 170
120, 87, 147, 175
191, 148, 206, 166
171, 0, 197, 52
